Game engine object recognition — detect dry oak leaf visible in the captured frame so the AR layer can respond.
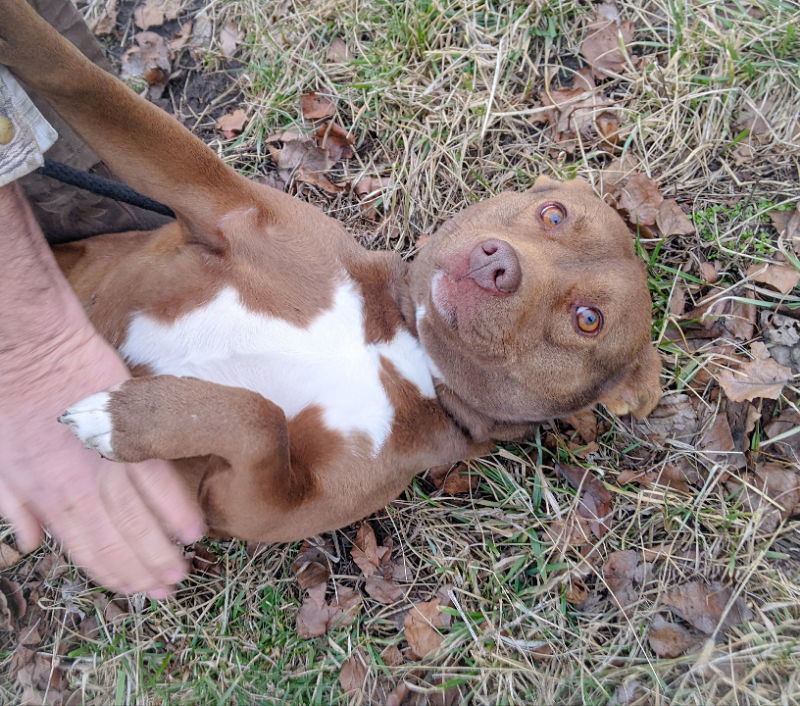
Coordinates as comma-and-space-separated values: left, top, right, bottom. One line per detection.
726, 463, 800, 534
90, 0, 118, 35
327, 38, 352, 62
168, 21, 194, 57
747, 261, 800, 295
0, 577, 25, 632
716, 341, 792, 403
685, 292, 756, 342
0, 542, 23, 570
134, 0, 180, 30
365, 574, 404, 604
536, 69, 619, 150
291, 540, 331, 591
541, 515, 594, 551
120, 31, 171, 100
616, 173, 663, 226
339, 649, 369, 694
296, 582, 330, 638
770, 206, 800, 256
354, 175, 392, 220
618, 461, 699, 494
562, 409, 598, 444
648, 614, 704, 658
660, 580, 752, 635
301, 92, 337, 120
351, 521, 387, 577
558, 464, 614, 538
314, 122, 355, 163
219, 21, 244, 60
580, 2, 634, 78
632, 393, 699, 443
429, 462, 479, 494
404, 599, 449, 659
656, 199, 695, 236
188, 8, 213, 58
215, 109, 247, 139
698, 260, 720, 284
268, 138, 333, 176
603, 550, 644, 615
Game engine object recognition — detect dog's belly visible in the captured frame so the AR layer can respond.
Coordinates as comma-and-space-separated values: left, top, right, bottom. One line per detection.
118, 278, 437, 451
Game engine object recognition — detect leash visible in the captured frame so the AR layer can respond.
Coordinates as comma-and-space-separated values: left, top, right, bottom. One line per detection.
36, 158, 175, 218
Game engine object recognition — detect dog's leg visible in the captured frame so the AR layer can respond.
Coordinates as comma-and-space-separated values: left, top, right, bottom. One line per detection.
0, 0, 276, 251
58, 376, 316, 518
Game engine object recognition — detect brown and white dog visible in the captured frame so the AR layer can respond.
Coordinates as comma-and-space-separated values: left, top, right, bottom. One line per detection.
0, 1, 661, 543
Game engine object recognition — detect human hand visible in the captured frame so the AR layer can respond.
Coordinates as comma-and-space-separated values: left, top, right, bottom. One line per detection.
0, 183, 204, 597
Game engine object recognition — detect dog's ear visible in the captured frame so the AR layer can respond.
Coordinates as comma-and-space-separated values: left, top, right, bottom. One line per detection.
599, 345, 662, 419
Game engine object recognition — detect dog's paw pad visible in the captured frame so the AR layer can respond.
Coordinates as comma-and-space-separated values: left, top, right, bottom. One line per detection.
59, 392, 118, 461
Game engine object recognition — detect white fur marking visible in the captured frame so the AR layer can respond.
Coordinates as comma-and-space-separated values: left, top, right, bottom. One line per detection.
59, 392, 116, 459
119, 279, 437, 451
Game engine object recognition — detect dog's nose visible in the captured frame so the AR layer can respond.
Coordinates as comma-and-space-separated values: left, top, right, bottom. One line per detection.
467, 239, 521, 294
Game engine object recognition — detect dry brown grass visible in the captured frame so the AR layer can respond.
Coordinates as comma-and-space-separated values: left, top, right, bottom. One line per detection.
2, 0, 799, 704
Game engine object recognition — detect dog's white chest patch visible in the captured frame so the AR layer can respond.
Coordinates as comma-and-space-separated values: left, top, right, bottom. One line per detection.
119, 279, 436, 451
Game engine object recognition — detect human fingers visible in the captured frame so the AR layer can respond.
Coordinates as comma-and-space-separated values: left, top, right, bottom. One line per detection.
0, 474, 42, 552
49, 478, 174, 596
98, 465, 190, 591
126, 459, 205, 546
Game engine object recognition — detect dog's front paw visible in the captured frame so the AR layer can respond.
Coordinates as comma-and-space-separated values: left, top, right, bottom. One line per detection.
59, 392, 119, 461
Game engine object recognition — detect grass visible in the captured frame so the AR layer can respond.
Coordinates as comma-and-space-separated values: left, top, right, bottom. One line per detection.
2, 0, 800, 704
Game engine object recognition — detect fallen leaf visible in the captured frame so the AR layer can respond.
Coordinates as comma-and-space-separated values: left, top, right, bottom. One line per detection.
10, 645, 69, 706
698, 408, 742, 468
404, 599, 448, 659
296, 582, 329, 638
632, 393, 700, 443
385, 683, 410, 706
764, 408, 800, 462
684, 293, 757, 341
660, 580, 752, 635
618, 461, 699, 494
429, 463, 478, 494
269, 138, 333, 176
580, 2, 634, 78
699, 260, 720, 283
351, 522, 385, 577
314, 122, 355, 162
733, 98, 773, 141
668, 281, 687, 317
215, 109, 247, 139
120, 31, 171, 100
770, 206, 800, 256
219, 21, 244, 60
365, 574, 404, 604
339, 649, 369, 694
558, 464, 614, 538
726, 463, 800, 533
294, 168, 344, 194
291, 541, 331, 591
326, 38, 352, 62
747, 261, 800, 295
168, 21, 193, 56
716, 341, 792, 403
301, 92, 337, 120
381, 644, 405, 667
648, 614, 704, 657
536, 69, 621, 151
541, 515, 593, 551
0, 577, 25, 632
134, 0, 179, 29
0, 543, 23, 569
565, 578, 590, 604
327, 586, 363, 630
354, 175, 392, 220
656, 199, 695, 236
189, 544, 221, 575
90, 0, 118, 35
563, 409, 598, 444
598, 154, 638, 197
188, 9, 213, 58
603, 550, 644, 615
616, 173, 663, 226
641, 543, 697, 563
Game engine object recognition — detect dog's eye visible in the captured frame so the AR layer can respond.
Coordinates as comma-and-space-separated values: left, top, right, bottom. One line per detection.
575, 306, 603, 335
540, 202, 566, 227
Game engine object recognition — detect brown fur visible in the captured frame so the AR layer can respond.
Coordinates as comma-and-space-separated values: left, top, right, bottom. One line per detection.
0, 0, 661, 543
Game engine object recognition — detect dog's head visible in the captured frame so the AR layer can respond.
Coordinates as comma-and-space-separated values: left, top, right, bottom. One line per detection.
409, 175, 661, 438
